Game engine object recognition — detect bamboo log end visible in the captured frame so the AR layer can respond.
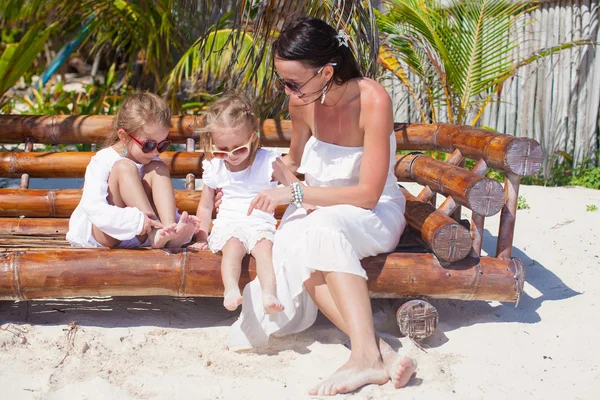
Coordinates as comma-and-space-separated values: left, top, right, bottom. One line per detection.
512, 257, 525, 306
431, 223, 471, 262
466, 178, 505, 216
504, 139, 543, 176
396, 299, 439, 340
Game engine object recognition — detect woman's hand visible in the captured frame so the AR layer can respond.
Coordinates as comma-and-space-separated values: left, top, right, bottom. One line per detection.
214, 188, 223, 213
141, 212, 163, 235
248, 187, 292, 215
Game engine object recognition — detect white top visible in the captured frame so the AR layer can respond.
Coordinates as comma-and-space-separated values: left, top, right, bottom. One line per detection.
202, 148, 280, 225
66, 147, 146, 246
297, 132, 405, 204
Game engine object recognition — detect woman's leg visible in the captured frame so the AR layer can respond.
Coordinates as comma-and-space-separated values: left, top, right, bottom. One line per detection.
141, 161, 195, 248
93, 159, 162, 248
304, 271, 416, 394
250, 239, 284, 314
221, 238, 247, 311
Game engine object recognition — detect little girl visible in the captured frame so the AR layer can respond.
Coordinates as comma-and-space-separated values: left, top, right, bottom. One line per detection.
67, 92, 196, 249
189, 94, 284, 314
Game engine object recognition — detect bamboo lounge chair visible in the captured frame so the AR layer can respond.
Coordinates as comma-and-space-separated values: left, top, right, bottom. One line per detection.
0, 115, 543, 339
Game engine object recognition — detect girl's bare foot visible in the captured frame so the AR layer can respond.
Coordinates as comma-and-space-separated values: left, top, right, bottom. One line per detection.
152, 223, 177, 248
309, 357, 389, 396
223, 288, 243, 311
262, 293, 284, 314
381, 352, 417, 388
166, 211, 197, 248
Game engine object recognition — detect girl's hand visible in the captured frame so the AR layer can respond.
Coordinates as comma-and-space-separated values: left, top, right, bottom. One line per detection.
187, 240, 209, 250
189, 215, 204, 234
142, 212, 163, 235
248, 187, 292, 215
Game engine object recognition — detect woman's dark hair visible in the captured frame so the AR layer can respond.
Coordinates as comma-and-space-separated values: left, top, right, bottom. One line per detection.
273, 17, 362, 85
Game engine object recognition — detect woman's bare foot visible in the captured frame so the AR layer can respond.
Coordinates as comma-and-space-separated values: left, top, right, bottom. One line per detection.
166, 211, 197, 248
223, 288, 243, 311
262, 293, 284, 314
377, 337, 417, 388
381, 352, 417, 388
151, 223, 177, 248
309, 357, 389, 396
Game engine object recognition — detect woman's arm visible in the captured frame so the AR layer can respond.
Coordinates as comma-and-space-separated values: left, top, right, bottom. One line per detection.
250, 80, 394, 213
302, 85, 392, 209
282, 97, 312, 174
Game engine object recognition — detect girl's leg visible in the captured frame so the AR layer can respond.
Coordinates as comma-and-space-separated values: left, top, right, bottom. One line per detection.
93, 159, 165, 248
304, 271, 416, 395
141, 160, 195, 248
221, 238, 247, 311
250, 239, 284, 314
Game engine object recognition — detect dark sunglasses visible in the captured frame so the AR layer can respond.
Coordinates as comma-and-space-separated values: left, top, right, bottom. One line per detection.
125, 130, 171, 154
275, 63, 337, 95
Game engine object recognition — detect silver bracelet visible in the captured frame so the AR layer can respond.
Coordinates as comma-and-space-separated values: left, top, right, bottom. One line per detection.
290, 182, 303, 207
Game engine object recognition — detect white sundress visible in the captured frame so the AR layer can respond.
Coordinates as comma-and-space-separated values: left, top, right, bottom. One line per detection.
228, 132, 407, 350
202, 148, 281, 254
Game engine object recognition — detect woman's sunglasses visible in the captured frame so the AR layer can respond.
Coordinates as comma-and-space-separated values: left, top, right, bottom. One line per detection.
211, 136, 254, 160
125, 130, 171, 154
275, 63, 337, 96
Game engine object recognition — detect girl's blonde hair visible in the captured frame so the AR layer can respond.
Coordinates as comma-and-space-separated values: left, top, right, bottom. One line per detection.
104, 92, 172, 148
199, 93, 260, 164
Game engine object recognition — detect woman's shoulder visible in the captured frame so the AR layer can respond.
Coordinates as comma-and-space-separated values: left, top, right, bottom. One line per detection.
355, 77, 392, 107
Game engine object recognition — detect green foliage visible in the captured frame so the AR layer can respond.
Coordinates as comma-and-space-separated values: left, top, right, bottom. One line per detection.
522, 154, 600, 190
517, 195, 530, 210
15, 66, 130, 116
587, 204, 598, 212
0, 22, 57, 105
377, 0, 594, 126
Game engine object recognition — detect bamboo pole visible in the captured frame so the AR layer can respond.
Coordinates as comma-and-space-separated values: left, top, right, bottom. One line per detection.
0, 218, 68, 235
0, 115, 294, 147
496, 173, 521, 260
0, 249, 524, 302
396, 154, 505, 216
399, 187, 471, 262
0, 116, 543, 175
0, 189, 287, 218
0, 151, 206, 179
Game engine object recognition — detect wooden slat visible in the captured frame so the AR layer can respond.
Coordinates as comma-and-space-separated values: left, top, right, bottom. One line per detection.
0, 248, 524, 302
0, 116, 543, 175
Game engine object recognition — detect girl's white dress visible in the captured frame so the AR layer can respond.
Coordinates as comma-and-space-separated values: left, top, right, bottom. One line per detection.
228, 132, 407, 350
203, 148, 281, 253
66, 147, 154, 248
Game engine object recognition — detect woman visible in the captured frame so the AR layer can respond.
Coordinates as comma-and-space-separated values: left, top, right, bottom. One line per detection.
228, 17, 416, 396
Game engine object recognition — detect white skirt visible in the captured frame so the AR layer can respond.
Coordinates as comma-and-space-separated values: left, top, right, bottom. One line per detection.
228, 199, 406, 350
208, 217, 276, 254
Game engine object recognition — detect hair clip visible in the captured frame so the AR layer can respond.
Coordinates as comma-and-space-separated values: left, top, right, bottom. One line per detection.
336, 30, 350, 48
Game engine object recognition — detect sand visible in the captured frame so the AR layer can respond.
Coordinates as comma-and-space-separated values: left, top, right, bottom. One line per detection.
1, 183, 599, 399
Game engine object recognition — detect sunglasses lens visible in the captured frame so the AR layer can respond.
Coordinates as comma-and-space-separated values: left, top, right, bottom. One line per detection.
157, 140, 171, 153
212, 152, 228, 159
232, 146, 249, 157
286, 82, 301, 94
141, 141, 157, 153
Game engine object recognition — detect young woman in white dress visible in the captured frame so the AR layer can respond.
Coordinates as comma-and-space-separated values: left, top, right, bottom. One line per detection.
227, 17, 417, 396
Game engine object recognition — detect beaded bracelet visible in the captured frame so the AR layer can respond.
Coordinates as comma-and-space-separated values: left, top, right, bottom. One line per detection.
290, 182, 303, 207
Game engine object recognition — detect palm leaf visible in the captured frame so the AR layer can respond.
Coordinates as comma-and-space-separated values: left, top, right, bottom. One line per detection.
0, 22, 57, 98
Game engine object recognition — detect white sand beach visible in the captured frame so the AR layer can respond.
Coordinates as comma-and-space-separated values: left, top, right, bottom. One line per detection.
1, 183, 599, 399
